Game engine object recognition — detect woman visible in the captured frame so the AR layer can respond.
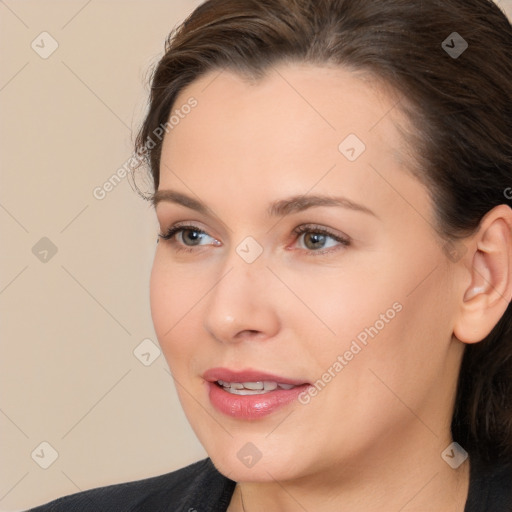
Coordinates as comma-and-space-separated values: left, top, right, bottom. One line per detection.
29, 0, 512, 510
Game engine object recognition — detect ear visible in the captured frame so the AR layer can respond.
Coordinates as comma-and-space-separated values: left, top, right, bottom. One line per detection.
453, 204, 512, 344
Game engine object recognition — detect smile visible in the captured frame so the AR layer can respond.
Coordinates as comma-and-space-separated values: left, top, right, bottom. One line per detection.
217, 380, 297, 395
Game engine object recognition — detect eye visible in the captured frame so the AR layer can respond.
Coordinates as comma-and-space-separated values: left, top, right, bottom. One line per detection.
158, 224, 220, 252
158, 223, 350, 255
291, 225, 350, 255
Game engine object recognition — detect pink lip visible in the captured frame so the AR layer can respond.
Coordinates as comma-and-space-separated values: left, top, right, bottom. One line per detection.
203, 367, 311, 420
203, 367, 308, 386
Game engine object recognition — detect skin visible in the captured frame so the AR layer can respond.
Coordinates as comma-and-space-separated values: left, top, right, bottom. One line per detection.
150, 63, 512, 511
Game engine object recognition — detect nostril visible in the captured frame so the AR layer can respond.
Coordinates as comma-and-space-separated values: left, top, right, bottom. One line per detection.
235, 329, 264, 340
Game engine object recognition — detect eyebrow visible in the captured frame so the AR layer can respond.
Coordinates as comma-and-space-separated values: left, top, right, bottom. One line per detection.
151, 190, 377, 218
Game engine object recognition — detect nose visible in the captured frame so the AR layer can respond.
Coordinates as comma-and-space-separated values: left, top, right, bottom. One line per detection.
202, 251, 281, 344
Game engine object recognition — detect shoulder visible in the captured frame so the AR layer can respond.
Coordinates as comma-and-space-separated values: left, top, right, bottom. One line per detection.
465, 455, 512, 511
27, 458, 236, 512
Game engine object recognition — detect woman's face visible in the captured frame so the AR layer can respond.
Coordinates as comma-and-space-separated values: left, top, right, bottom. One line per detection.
150, 63, 464, 482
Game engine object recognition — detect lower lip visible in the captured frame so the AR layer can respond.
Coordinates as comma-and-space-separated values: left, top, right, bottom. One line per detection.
207, 381, 310, 419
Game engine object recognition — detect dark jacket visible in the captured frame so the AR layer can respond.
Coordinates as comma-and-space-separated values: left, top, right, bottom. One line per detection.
28, 456, 512, 511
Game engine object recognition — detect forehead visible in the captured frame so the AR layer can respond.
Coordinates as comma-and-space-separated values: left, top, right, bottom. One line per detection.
156, 63, 424, 225
162, 63, 409, 170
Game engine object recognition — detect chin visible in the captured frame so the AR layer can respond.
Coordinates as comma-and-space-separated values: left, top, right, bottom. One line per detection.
202, 436, 304, 482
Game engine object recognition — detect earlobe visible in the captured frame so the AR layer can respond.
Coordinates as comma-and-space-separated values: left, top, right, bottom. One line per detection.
453, 206, 512, 344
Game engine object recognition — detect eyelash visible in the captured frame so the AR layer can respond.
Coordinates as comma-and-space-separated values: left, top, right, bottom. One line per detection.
158, 223, 351, 256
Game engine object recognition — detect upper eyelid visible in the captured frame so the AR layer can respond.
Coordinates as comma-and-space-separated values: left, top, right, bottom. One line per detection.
161, 222, 340, 236
155, 208, 232, 237
159, 223, 214, 239
158, 220, 217, 236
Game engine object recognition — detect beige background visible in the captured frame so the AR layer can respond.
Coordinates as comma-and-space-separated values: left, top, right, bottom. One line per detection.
1, 0, 511, 510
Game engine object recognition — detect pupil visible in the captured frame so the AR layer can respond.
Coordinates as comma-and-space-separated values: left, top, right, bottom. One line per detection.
185, 230, 201, 245
306, 233, 325, 249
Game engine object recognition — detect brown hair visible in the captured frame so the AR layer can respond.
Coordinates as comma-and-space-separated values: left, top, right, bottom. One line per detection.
135, 0, 512, 462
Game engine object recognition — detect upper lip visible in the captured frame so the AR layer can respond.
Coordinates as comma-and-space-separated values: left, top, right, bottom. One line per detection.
203, 367, 309, 386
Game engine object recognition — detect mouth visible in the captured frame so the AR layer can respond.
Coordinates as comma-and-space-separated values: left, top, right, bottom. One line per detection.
203, 367, 311, 419
215, 379, 297, 395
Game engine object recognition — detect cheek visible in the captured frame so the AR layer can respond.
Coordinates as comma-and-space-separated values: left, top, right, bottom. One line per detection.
149, 251, 174, 341
334, 258, 455, 410
303, 247, 446, 384
149, 250, 203, 365
287, 262, 400, 351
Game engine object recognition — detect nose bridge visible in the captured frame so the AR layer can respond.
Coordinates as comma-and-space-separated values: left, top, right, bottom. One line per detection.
215, 232, 269, 297
203, 241, 280, 342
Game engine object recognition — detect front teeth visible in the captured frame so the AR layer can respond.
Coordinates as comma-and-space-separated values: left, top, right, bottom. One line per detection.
217, 380, 296, 395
